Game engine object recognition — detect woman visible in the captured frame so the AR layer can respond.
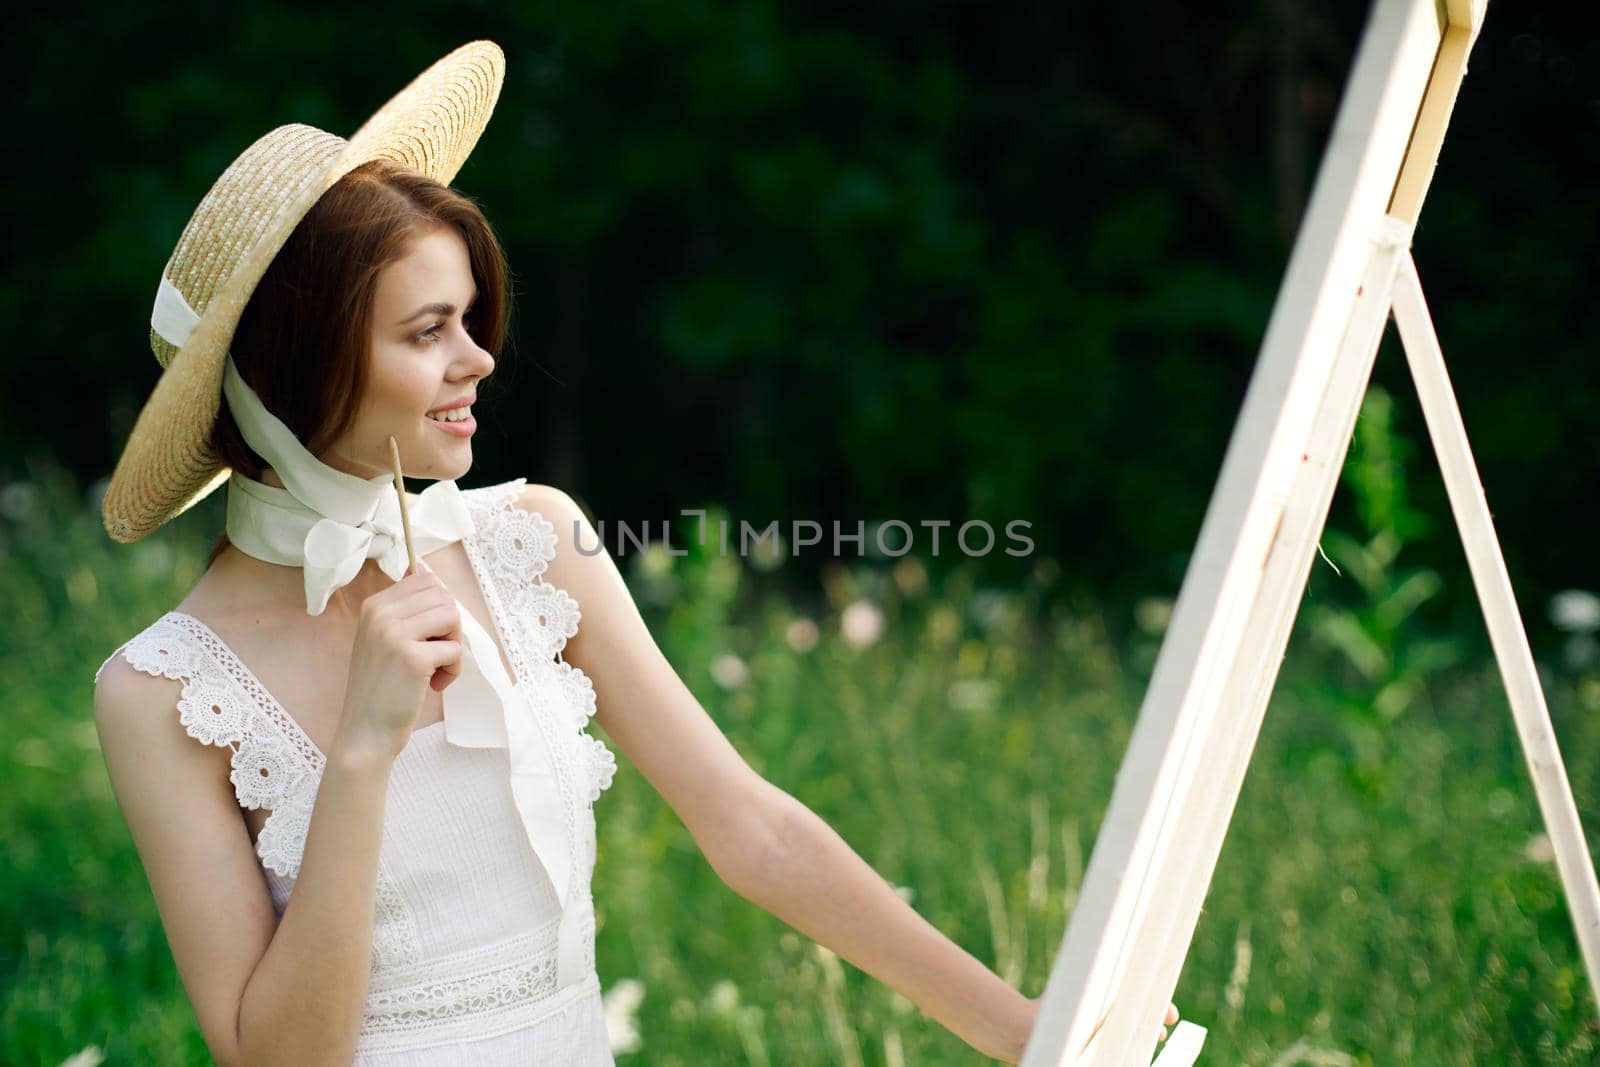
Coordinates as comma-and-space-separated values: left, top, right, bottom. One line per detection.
92, 41, 1172, 1065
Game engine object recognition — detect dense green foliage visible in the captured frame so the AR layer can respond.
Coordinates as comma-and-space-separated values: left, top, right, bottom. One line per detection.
3, 431, 1598, 1063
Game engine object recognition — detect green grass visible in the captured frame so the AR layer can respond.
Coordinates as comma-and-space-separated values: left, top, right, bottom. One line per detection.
3, 461, 1598, 1065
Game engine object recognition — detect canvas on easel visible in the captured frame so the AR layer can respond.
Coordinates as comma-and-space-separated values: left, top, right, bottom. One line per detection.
1019, 1, 1600, 1064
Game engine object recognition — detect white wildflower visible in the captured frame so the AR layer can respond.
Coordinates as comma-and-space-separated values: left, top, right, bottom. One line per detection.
602, 977, 645, 1055
1550, 589, 1600, 634
710, 653, 749, 690
707, 978, 741, 1017
1526, 833, 1556, 864
785, 617, 820, 653
841, 600, 884, 648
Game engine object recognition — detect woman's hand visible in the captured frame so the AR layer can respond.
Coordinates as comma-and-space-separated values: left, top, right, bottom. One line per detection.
333, 562, 463, 762
1156, 1001, 1180, 1046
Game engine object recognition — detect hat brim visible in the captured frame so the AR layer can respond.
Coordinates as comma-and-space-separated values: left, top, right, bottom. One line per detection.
102, 40, 505, 544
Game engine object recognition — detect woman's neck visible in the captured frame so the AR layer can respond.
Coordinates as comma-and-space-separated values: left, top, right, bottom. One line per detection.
215, 465, 418, 620
209, 543, 395, 624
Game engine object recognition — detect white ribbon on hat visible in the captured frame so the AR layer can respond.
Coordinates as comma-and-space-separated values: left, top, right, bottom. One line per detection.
151, 274, 587, 987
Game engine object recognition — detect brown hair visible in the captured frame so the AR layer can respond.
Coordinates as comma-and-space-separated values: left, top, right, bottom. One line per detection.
205, 158, 512, 567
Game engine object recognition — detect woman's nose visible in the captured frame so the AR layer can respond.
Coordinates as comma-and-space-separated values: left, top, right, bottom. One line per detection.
460, 335, 494, 378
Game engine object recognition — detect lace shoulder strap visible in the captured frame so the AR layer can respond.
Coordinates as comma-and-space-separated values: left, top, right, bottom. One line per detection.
461, 479, 618, 803
95, 614, 319, 877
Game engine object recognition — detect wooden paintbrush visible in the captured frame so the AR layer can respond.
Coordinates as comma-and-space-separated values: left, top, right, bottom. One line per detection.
387, 436, 420, 576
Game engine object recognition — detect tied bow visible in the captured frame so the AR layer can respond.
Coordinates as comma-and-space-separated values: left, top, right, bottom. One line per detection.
300, 477, 471, 614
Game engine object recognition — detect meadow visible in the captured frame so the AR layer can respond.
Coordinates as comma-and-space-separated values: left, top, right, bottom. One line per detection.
3, 434, 1598, 1065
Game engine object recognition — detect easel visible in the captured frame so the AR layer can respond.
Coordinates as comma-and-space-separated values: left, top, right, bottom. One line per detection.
1020, 1, 1600, 1063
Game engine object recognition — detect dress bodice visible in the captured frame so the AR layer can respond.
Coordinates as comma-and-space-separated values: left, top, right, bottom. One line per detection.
95, 478, 619, 1063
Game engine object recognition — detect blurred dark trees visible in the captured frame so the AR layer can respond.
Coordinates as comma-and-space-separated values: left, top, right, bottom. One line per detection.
5, 2, 1596, 623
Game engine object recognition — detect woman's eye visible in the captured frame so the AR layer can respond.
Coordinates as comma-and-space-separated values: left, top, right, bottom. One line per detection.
415, 323, 444, 345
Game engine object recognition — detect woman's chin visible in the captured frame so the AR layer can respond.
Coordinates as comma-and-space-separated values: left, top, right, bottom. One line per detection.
393, 446, 472, 483
440, 450, 474, 480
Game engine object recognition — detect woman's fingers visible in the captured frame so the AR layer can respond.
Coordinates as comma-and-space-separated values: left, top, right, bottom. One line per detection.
419, 596, 465, 691
412, 639, 463, 680
1154, 1000, 1179, 1045
393, 601, 464, 643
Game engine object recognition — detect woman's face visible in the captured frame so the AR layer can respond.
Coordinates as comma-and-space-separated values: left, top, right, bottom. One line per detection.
321, 224, 495, 482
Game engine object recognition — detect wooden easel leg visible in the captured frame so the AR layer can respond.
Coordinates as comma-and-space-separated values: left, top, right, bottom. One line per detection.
1085, 219, 1412, 1067
1391, 251, 1600, 1016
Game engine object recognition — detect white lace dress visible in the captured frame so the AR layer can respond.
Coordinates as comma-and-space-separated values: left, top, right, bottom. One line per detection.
95, 479, 621, 1064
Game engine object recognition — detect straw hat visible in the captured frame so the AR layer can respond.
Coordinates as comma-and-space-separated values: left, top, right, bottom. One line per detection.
101, 40, 506, 545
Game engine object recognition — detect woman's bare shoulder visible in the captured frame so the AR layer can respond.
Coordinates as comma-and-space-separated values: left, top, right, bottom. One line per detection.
93, 627, 237, 790
510, 481, 592, 530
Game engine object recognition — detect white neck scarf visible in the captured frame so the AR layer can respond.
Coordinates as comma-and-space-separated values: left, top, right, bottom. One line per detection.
152, 275, 587, 988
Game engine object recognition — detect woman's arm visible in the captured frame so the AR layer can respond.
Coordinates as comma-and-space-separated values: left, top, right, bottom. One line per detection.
234, 731, 397, 1067
524, 485, 1035, 1061
93, 660, 399, 1067
739, 790, 1037, 1060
